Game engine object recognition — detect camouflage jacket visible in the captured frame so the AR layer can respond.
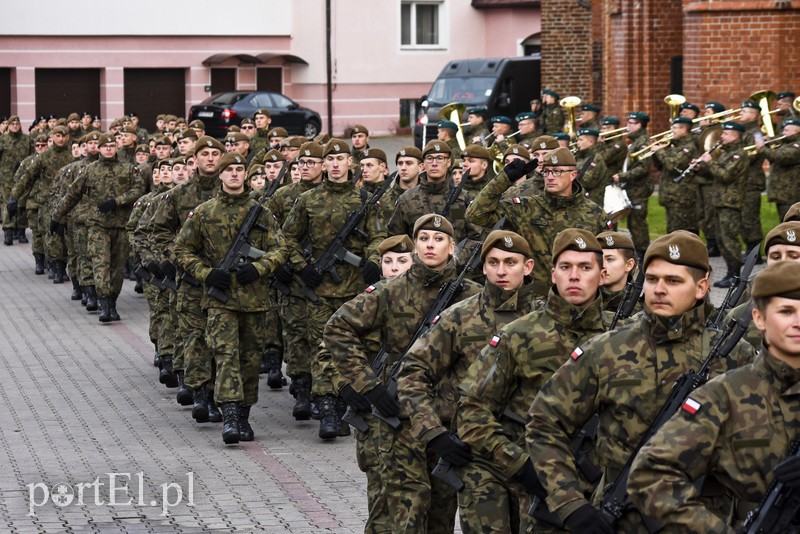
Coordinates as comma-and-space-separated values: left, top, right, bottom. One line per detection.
465, 170, 608, 292
742, 121, 766, 191
697, 140, 748, 210
397, 280, 539, 444
282, 178, 386, 299
618, 129, 653, 201
324, 257, 482, 418
363, 178, 398, 229
628, 348, 800, 532
54, 155, 145, 229
654, 134, 698, 207
12, 143, 73, 208
249, 129, 270, 157
127, 185, 170, 258
762, 132, 800, 202
461, 173, 490, 199
526, 304, 755, 522
597, 137, 627, 175
503, 172, 543, 199
467, 123, 490, 144
266, 179, 318, 225
457, 289, 608, 478
541, 104, 565, 135
9, 154, 37, 206
174, 190, 287, 311
0, 131, 32, 185
575, 146, 609, 205
56, 155, 99, 225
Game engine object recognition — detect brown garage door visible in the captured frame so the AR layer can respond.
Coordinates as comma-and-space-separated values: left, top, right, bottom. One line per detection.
211, 68, 236, 94
35, 68, 100, 118
0, 69, 10, 118
257, 68, 282, 93
124, 68, 185, 132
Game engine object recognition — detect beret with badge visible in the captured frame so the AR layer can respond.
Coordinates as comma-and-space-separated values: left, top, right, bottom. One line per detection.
515, 111, 536, 122
224, 132, 249, 144
262, 149, 285, 163
314, 133, 331, 145
362, 148, 387, 163
176, 129, 198, 141
396, 146, 423, 162
596, 231, 635, 251
504, 144, 531, 160
542, 89, 560, 99
248, 164, 266, 179
268, 127, 288, 138
601, 116, 620, 126
189, 119, 205, 130
542, 147, 577, 167
67, 112, 80, 122
741, 100, 760, 110
530, 135, 559, 151
350, 124, 369, 136
300, 141, 325, 158
438, 120, 458, 132
577, 128, 600, 138
379, 235, 414, 256
551, 228, 603, 261
679, 102, 700, 114
491, 115, 513, 126
461, 144, 491, 161
784, 202, 800, 223
722, 121, 745, 133
194, 136, 225, 153
705, 102, 726, 114
643, 230, 710, 272
467, 106, 488, 117
764, 221, 800, 252
323, 138, 350, 157
628, 111, 650, 124
672, 117, 693, 126
218, 153, 246, 172
752, 261, 800, 300
422, 140, 452, 157
481, 230, 532, 261
581, 104, 601, 113
253, 108, 270, 118
778, 91, 796, 100
552, 132, 571, 141
135, 144, 149, 155
413, 213, 454, 238
282, 136, 306, 148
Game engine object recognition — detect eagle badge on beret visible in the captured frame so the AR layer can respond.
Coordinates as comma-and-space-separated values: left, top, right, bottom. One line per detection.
513, 148, 520, 154
400, 149, 407, 156
551, 155, 558, 164
303, 150, 310, 156
270, 155, 277, 161
503, 236, 514, 248
540, 142, 547, 149
434, 143, 441, 151
605, 235, 614, 246
788, 230, 797, 242
364, 149, 370, 157
333, 144, 340, 151
575, 237, 586, 249
669, 244, 681, 260
206, 140, 213, 147
400, 241, 408, 252
433, 216, 442, 228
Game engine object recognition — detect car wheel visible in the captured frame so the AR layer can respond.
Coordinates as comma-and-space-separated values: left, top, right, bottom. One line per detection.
304, 121, 320, 138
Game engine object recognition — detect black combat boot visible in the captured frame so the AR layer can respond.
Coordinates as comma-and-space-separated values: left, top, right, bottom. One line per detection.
109, 297, 121, 321
291, 374, 312, 420
98, 297, 112, 323
85, 286, 98, 311
47, 261, 55, 279
80, 287, 88, 306
159, 355, 179, 388
318, 395, 340, 440
16, 228, 27, 243
207, 386, 222, 422
134, 275, 143, 294
238, 405, 254, 441
311, 396, 321, 420
123, 259, 132, 281
259, 354, 268, 374
153, 349, 161, 368
176, 371, 193, 406
221, 402, 241, 444
334, 396, 351, 437
3, 228, 12, 246
70, 277, 82, 300
713, 268, 738, 289
192, 386, 209, 423
265, 351, 285, 389
706, 238, 721, 257
52, 261, 67, 284
33, 253, 45, 275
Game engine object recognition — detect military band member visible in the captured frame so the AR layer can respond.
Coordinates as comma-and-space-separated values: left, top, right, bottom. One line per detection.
652, 116, 698, 233
579, 104, 601, 130
553, 132, 571, 149
678, 101, 700, 121
694, 102, 727, 258
541, 89, 565, 135
437, 120, 461, 154
739, 100, 767, 262
775, 90, 798, 121
514, 111, 539, 148
574, 128, 609, 207
759, 117, 800, 221
612, 112, 651, 257
466, 106, 490, 145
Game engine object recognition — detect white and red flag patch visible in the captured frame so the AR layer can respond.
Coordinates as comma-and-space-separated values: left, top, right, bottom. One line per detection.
489, 335, 501, 347
571, 347, 584, 360
682, 397, 702, 415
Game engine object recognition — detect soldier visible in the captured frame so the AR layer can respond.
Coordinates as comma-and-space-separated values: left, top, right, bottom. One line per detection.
350, 125, 370, 166
466, 106, 490, 145
526, 231, 754, 532
379, 234, 413, 278
573, 128, 609, 208
261, 149, 286, 186
612, 112, 651, 257
398, 230, 537, 533
628, 260, 800, 532
694, 102, 726, 257
80, 112, 94, 134
554, 132, 571, 149
597, 230, 638, 313
514, 111, 539, 148
175, 153, 286, 444
390, 146, 423, 201
279, 136, 304, 163
459, 144, 493, 197
597, 117, 626, 176
116, 125, 138, 164
759, 117, 800, 221
134, 144, 150, 166
436, 120, 461, 154
541, 89, 565, 135
359, 147, 394, 223
652, 116, 698, 233
249, 108, 272, 157
775, 90, 799, 121
488, 116, 514, 156
678, 102, 700, 121
579, 104, 601, 130
129, 112, 148, 142
0, 116, 32, 245
467, 146, 608, 295
223, 132, 251, 164
325, 214, 482, 533
188, 119, 205, 138
174, 129, 198, 157
738, 100, 766, 262
505, 135, 559, 199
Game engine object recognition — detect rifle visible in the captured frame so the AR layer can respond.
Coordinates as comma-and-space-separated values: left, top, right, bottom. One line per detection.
610, 269, 645, 330
341, 349, 390, 432
439, 169, 469, 218
207, 164, 288, 303
674, 139, 723, 183
133, 264, 167, 290
744, 438, 800, 533
599, 302, 754, 531
707, 244, 759, 330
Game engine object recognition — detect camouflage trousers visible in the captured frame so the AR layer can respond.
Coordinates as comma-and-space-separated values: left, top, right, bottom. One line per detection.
626, 196, 650, 253
206, 307, 264, 405
87, 226, 129, 297
664, 204, 699, 234
379, 423, 458, 533
265, 288, 283, 356
740, 189, 763, 245
164, 290, 182, 371
143, 284, 161, 345
43, 205, 66, 262
156, 287, 176, 361
178, 280, 212, 390
72, 223, 94, 287
280, 293, 310, 378
715, 207, 743, 272
65, 218, 78, 278
25, 204, 44, 255
356, 414, 393, 534
697, 184, 716, 240
307, 296, 349, 397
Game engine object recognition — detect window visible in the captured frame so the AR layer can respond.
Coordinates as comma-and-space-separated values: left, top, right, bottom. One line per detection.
249, 93, 273, 108
401, 1, 443, 48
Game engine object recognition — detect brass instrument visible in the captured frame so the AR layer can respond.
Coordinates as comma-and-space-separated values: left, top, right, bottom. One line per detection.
744, 134, 790, 155
559, 96, 581, 136
438, 102, 467, 151
749, 89, 776, 138
665, 94, 686, 119
599, 126, 628, 138
601, 130, 629, 142
488, 130, 521, 173
692, 107, 741, 126
795, 95, 800, 113
630, 135, 673, 161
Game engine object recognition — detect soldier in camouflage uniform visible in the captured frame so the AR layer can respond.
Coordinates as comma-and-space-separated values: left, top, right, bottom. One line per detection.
325, 214, 481, 533
436, 120, 461, 155
176, 152, 286, 444
694, 102, 726, 258
612, 112, 652, 256
628, 260, 800, 531
597, 231, 638, 314
349, 125, 370, 167
467, 146, 609, 295
574, 128, 609, 208
526, 231, 754, 533
514, 111, 539, 149
6, 136, 48, 246
760, 117, 800, 221
359, 148, 394, 224
0, 116, 32, 245
578, 104, 601, 131
466, 107, 490, 145
459, 144, 493, 198
541, 89, 565, 135
487, 116, 514, 157
397, 230, 537, 533
504, 136, 559, 199
652, 117, 698, 233
248, 109, 272, 157
52, 133, 144, 322
739, 100, 767, 259
596, 117, 626, 175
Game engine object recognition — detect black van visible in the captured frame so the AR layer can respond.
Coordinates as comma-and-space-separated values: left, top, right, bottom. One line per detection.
413, 56, 541, 149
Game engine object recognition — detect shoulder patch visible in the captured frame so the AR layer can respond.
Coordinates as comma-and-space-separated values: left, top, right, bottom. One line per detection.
432, 314, 441, 324
512, 197, 522, 204
187, 210, 194, 219
570, 347, 584, 360
489, 335, 501, 347
682, 148, 690, 153
733, 155, 740, 160
365, 285, 376, 293
682, 397, 701, 415
793, 143, 799, 148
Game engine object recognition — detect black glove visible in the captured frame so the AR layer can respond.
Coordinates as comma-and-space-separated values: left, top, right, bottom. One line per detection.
274, 264, 294, 285
504, 158, 539, 181
6, 197, 17, 217
205, 268, 231, 291
49, 220, 66, 236
512, 459, 547, 499
564, 503, 613, 534
427, 432, 473, 467
234, 263, 259, 285
160, 260, 177, 281
146, 261, 164, 279
364, 384, 400, 418
339, 384, 371, 412
774, 455, 800, 489
362, 261, 381, 284
98, 198, 118, 214
300, 264, 323, 289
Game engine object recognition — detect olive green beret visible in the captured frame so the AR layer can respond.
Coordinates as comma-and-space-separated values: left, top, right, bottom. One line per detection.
8, 115, 19, 123
97, 133, 115, 145
240, 118, 254, 126
552, 228, 603, 261
51, 125, 68, 136
135, 144, 149, 154
119, 125, 137, 134
396, 146, 423, 162
783, 202, 800, 223
156, 114, 166, 121
413, 213, 454, 238
314, 133, 331, 144
55, 118, 67, 126
361, 148, 387, 163
422, 140, 452, 157
262, 149, 286, 163
299, 141, 325, 159
504, 144, 530, 160
194, 136, 224, 153
248, 164, 266, 179
227, 125, 241, 133
224, 132, 249, 144
172, 156, 186, 166
176, 129, 198, 141
350, 124, 369, 136
530, 136, 559, 151
764, 221, 800, 252
34, 134, 48, 144
154, 136, 173, 147
379, 235, 414, 256
323, 138, 350, 157
596, 231, 635, 251
67, 112, 80, 122
85, 132, 101, 142
268, 127, 288, 138
253, 108, 270, 118
542, 147, 577, 167
188, 119, 205, 130
461, 144, 491, 160
156, 158, 174, 169
643, 230, 709, 272
752, 261, 800, 300
481, 230, 532, 261
218, 153, 246, 172
282, 136, 306, 148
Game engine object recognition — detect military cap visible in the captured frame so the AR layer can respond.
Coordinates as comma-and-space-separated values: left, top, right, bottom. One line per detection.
452, 158, 464, 169
643, 230, 710, 273
156, 114, 166, 121
515, 111, 536, 122
461, 144, 491, 160
704, 102, 726, 113
34, 134, 48, 144
253, 108, 270, 118
323, 138, 350, 156
491, 115, 513, 126
504, 144, 530, 159
282, 136, 306, 148
542, 147, 576, 167
51, 125, 68, 136
671, 117, 693, 126
752, 261, 800, 300
172, 156, 187, 166
396, 146, 423, 162
783, 118, 800, 128
541, 89, 560, 99
722, 121, 745, 133
777, 91, 796, 100
97, 133, 115, 145
551, 228, 603, 261
596, 231, 635, 251
467, 106, 488, 117
529, 99, 541, 105
119, 125, 137, 134
481, 230, 532, 261
121, 115, 132, 123
262, 149, 286, 163
218, 153, 246, 172
240, 118, 255, 126
413, 213, 454, 238
185, 148, 196, 158
248, 164, 266, 179
350, 124, 369, 136
85, 132, 102, 142
679, 102, 700, 114
92, 115, 101, 121
379, 234, 414, 256
553, 132, 571, 141
437, 120, 458, 132
81, 111, 92, 118
581, 104, 601, 113
361, 148, 387, 163
56, 118, 68, 126
741, 100, 760, 110
422, 140, 452, 157
135, 144, 149, 154
67, 112, 80, 122
194, 136, 225, 153
299, 141, 325, 158
8, 115, 19, 123
764, 221, 800, 252
227, 125, 241, 133
530, 135, 560, 151
156, 158, 174, 169
628, 111, 650, 123
188, 119, 205, 129
109, 119, 122, 130
176, 128, 198, 141
224, 132, 249, 144
153, 136, 173, 147
577, 128, 600, 138
268, 127, 288, 138
314, 133, 331, 144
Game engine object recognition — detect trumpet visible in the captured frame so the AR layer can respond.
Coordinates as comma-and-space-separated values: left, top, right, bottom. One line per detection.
488, 130, 521, 173
630, 136, 672, 161
744, 134, 790, 155
692, 108, 741, 125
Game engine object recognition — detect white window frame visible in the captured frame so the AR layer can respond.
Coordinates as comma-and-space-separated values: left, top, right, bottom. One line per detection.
400, 0, 447, 51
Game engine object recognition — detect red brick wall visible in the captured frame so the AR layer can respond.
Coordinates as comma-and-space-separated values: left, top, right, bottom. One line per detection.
540, 0, 593, 99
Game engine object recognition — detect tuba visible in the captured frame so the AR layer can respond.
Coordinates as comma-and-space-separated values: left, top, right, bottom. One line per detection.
559, 96, 581, 137
749, 90, 776, 138
438, 102, 467, 151
664, 94, 686, 120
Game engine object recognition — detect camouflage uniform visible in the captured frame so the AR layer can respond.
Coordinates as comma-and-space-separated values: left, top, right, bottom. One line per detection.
465, 170, 608, 294
541, 104, 565, 135
249, 129, 270, 158
628, 348, 800, 531
761, 132, 800, 221
616, 129, 652, 253
740, 122, 766, 248
4, 153, 36, 232
58, 155, 98, 285
324, 256, 481, 533
397, 280, 538, 533
692, 124, 719, 245
597, 138, 627, 176
653, 134, 698, 233
468, 123, 490, 145
503, 172, 543, 199
458, 289, 608, 533
575, 146, 609, 208
0, 129, 32, 226
526, 304, 755, 530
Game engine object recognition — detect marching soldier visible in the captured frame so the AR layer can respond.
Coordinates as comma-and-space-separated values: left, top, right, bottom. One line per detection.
652, 116, 699, 233
359, 147, 393, 223
350, 125, 370, 166
0, 115, 32, 245
612, 112, 652, 257
459, 144, 493, 197
739, 100, 767, 262
694, 102, 727, 257
597, 230, 638, 313
387, 146, 423, 207
759, 117, 800, 221
249, 109, 272, 156
573, 128, 609, 207
541, 89, 565, 135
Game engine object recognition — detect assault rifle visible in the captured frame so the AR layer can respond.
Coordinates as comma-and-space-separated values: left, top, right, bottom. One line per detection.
134, 264, 166, 290
610, 269, 645, 330
744, 438, 800, 533
599, 302, 754, 530
439, 169, 469, 218
208, 164, 287, 303
707, 244, 759, 330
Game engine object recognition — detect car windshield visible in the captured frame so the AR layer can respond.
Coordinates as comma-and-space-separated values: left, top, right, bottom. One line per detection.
209, 93, 248, 106
427, 77, 494, 106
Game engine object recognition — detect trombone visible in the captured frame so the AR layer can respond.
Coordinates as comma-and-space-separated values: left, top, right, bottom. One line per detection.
560, 96, 581, 136
744, 134, 790, 155
630, 135, 672, 161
